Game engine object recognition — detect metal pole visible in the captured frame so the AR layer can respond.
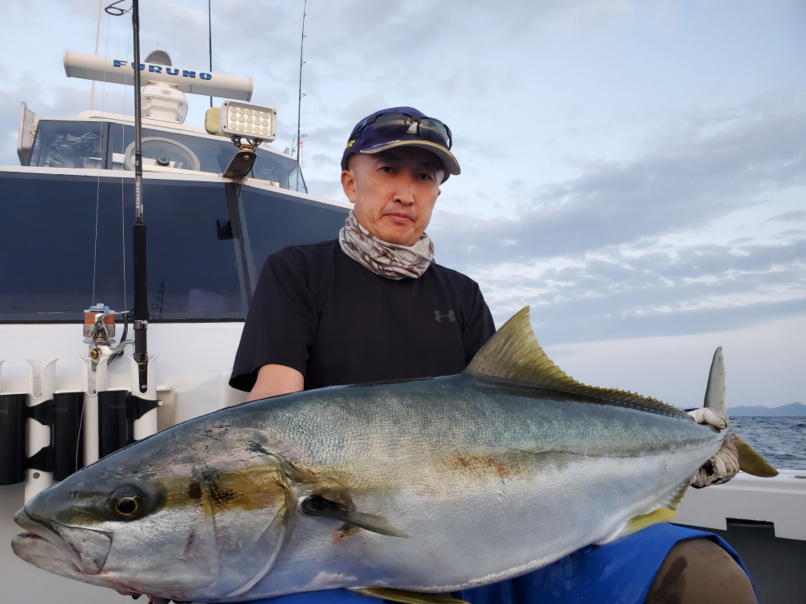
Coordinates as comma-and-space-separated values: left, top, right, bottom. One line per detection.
131, 0, 149, 393
208, 0, 213, 108
295, 0, 307, 164
90, 0, 103, 109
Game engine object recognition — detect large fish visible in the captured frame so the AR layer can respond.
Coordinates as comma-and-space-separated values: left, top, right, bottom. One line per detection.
12, 308, 775, 603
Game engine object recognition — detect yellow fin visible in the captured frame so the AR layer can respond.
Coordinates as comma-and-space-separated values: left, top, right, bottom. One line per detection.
733, 436, 778, 477
465, 307, 685, 417
621, 480, 689, 537
625, 507, 677, 535
350, 588, 468, 604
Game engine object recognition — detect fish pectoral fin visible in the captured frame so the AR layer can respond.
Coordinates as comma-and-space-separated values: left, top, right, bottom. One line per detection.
345, 512, 409, 538
624, 507, 677, 536
350, 588, 468, 604
617, 479, 690, 539
733, 436, 778, 477
300, 495, 408, 537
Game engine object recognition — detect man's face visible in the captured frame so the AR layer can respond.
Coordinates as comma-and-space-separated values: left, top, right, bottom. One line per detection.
340, 147, 444, 246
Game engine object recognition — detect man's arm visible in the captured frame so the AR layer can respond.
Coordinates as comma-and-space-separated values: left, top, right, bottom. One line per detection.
247, 364, 304, 401
230, 247, 319, 394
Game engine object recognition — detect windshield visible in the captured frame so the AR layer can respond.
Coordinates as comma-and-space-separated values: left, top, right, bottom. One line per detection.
0, 171, 344, 322
29, 119, 307, 193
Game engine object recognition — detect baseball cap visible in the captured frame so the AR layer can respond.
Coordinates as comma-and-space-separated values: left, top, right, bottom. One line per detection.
340, 107, 460, 180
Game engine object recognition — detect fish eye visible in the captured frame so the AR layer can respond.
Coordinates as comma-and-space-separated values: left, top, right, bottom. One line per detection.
115, 496, 140, 518
109, 485, 147, 521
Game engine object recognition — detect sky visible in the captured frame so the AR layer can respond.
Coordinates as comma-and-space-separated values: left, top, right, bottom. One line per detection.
0, 0, 804, 408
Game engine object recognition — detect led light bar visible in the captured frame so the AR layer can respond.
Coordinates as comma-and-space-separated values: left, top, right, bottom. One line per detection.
206, 101, 277, 142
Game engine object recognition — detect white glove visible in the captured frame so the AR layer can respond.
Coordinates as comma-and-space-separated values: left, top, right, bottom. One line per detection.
688, 409, 739, 488
688, 408, 727, 431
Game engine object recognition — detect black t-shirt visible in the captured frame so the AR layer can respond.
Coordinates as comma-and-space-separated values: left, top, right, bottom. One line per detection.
230, 239, 495, 391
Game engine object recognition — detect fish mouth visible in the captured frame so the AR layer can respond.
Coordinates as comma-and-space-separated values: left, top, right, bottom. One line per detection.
14, 509, 172, 599
12, 529, 141, 597
13, 507, 113, 576
14, 508, 67, 557
12, 523, 84, 581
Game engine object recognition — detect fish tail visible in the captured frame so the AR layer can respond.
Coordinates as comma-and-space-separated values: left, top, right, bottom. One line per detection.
702, 347, 726, 420
701, 347, 777, 477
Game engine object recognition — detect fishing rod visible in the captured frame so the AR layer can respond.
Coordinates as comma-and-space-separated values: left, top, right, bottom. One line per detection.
295, 0, 308, 164
130, 0, 149, 394
106, 0, 149, 393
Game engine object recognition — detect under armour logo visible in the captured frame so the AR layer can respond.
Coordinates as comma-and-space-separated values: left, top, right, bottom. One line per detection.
434, 310, 456, 323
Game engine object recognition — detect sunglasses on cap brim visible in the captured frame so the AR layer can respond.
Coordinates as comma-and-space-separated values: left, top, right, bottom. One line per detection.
351, 111, 453, 150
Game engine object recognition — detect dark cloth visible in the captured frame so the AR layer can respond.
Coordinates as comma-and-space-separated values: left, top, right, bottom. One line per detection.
230, 239, 495, 391
247, 524, 753, 604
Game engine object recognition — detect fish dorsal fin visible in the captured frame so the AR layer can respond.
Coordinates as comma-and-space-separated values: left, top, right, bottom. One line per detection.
465, 307, 580, 391
465, 307, 682, 416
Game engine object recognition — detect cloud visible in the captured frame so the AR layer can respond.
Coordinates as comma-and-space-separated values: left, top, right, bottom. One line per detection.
426, 95, 806, 343
304, 124, 346, 152
457, 235, 806, 344
304, 178, 343, 201
432, 99, 806, 265
767, 210, 806, 223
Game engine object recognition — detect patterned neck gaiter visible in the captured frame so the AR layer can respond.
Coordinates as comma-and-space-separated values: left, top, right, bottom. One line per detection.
338, 210, 434, 280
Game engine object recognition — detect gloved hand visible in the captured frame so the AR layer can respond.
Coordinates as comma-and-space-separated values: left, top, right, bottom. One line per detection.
688, 409, 740, 488
688, 408, 727, 431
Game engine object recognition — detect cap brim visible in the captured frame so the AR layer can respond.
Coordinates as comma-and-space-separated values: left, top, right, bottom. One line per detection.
360, 139, 461, 178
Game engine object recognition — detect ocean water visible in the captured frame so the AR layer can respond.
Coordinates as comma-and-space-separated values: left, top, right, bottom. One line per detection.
730, 416, 806, 470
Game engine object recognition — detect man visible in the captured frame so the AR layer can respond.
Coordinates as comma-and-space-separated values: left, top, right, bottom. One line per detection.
230, 107, 494, 400
230, 107, 753, 603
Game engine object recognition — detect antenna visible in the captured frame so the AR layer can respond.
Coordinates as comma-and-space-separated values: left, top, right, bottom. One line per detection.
208, 0, 213, 108
295, 0, 308, 164
90, 0, 103, 109
65, 50, 253, 100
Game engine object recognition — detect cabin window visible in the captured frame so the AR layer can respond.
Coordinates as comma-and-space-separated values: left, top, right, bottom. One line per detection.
106, 123, 308, 192
238, 187, 347, 290
30, 120, 308, 194
1, 169, 347, 323
30, 120, 107, 169
139, 179, 246, 321
0, 172, 245, 322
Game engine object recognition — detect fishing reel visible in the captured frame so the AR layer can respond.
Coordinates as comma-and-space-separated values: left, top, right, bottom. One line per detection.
83, 304, 131, 368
